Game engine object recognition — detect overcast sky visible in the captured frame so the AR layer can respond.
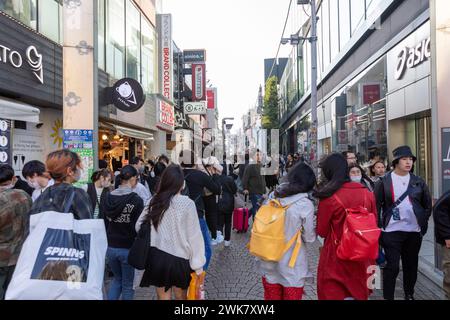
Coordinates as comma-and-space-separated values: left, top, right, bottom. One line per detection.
162, 0, 292, 131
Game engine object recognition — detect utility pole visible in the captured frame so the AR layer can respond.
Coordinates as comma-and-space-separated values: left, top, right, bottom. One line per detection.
309, 0, 318, 172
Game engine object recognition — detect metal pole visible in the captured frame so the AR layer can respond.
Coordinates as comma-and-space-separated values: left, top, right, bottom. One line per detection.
310, 0, 318, 172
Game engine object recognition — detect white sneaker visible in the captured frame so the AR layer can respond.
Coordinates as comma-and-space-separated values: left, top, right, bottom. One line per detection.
211, 238, 218, 246
216, 232, 224, 244
224, 241, 231, 247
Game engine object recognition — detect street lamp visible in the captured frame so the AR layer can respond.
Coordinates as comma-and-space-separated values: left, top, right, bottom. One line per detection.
222, 118, 234, 162
281, 0, 318, 172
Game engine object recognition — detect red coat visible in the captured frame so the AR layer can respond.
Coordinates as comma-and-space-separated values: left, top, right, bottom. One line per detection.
317, 182, 377, 300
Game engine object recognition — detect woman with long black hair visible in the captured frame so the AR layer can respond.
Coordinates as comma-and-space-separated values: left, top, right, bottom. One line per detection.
136, 165, 205, 300
314, 153, 377, 300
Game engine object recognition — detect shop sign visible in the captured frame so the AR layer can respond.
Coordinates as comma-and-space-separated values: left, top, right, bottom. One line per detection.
111, 78, 146, 113
394, 37, 431, 80
0, 119, 11, 165
174, 109, 190, 130
192, 64, 206, 101
184, 101, 207, 115
158, 14, 173, 102
63, 130, 94, 187
207, 88, 216, 109
362, 84, 381, 105
442, 128, 450, 193
157, 100, 175, 131
0, 44, 44, 84
183, 49, 206, 63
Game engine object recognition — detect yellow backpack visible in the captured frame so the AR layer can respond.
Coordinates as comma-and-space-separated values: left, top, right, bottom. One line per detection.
248, 199, 302, 268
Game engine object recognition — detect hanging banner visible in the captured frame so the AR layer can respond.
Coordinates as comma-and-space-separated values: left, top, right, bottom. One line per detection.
207, 88, 216, 109
0, 119, 11, 165
63, 129, 94, 187
157, 100, 175, 132
192, 63, 206, 101
157, 14, 174, 103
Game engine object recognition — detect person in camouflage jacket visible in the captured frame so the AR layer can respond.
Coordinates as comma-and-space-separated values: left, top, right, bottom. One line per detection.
0, 164, 32, 299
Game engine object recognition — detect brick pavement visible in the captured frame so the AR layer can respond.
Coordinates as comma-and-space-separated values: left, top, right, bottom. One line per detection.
134, 222, 446, 300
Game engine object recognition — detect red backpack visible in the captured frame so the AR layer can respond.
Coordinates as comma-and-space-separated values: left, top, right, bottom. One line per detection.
331, 194, 381, 261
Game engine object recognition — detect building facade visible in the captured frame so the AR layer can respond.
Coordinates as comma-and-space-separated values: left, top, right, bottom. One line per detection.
278, 0, 444, 283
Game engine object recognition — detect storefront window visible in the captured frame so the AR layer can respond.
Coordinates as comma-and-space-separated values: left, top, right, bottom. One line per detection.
350, 0, 366, 36
98, 0, 106, 70
338, 58, 387, 165
38, 0, 62, 43
141, 18, 156, 94
321, 0, 330, 70
0, 0, 37, 29
126, 0, 141, 81
329, 0, 339, 61
106, 0, 125, 80
339, 0, 351, 50
366, 0, 383, 18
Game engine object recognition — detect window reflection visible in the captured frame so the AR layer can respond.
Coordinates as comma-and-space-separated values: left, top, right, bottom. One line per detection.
106, 0, 125, 80
0, 0, 37, 29
126, 0, 141, 81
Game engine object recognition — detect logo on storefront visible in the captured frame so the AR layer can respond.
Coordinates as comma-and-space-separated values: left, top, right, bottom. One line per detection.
394, 37, 431, 80
110, 78, 145, 113
0, 44, 44, 84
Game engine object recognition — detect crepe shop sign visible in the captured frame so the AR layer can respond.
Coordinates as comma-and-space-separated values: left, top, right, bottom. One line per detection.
394, 37, 431, 80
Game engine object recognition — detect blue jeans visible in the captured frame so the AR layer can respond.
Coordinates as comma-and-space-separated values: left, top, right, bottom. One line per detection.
199, 217, 212, 270
106, 247, 135, 300
250, 194, 263, 220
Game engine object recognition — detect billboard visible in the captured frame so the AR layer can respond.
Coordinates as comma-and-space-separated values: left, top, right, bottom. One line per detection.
157, 14, 174, 102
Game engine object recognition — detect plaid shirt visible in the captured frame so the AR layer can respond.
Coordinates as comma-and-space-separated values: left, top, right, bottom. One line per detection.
0, 189, 32, 267
29, 183, 93, 220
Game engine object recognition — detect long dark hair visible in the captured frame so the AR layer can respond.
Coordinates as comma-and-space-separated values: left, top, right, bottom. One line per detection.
146, 165, 184, 230
313, 153, 350, 199
275, 162, 316, 198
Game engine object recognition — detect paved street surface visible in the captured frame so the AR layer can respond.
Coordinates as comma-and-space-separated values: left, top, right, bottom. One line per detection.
134, 221, 446, 300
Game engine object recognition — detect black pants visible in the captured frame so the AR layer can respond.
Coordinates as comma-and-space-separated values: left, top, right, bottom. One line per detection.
0, 265, 15, 300
381, 231, 422, 300
218, 210, 233, 241
203, 195, 218, 239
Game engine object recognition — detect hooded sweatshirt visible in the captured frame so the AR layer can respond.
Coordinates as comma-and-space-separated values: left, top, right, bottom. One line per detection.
103, 186, 144, 249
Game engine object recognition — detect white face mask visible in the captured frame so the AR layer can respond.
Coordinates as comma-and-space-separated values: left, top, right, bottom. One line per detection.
150, 171, 155, 178
73, 168, 83, 182
350, 176, 362, 183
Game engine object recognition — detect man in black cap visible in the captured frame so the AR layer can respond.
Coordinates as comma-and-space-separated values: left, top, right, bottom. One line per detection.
374, 145, 432, 300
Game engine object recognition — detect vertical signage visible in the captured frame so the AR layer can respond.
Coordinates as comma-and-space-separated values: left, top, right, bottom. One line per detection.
0, 119, 11, 165
63, 130, 94, 187
207, 88, 216, 109
157, 100, 175, 132
158, 14, 174, 103
192, 63, 206, 101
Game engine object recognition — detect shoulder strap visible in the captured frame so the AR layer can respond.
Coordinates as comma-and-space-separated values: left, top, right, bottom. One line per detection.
63, 188, 76, 213
387, 185, 412, 213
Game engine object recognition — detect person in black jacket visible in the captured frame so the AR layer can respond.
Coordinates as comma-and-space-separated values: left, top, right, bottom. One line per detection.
433, 190, 450, 299
103, 165, 144, 300
374, 146, 432, 300
29, 150, 93, 220
82, 169, 112, 220
217, 173, 237, 247
148, 162, 166, 194
179, 150, 220, 270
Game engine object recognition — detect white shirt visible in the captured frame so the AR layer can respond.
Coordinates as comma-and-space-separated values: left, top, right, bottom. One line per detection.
31, 179, 55, 202
385, 172, 421, 233
133, 182, 151, 207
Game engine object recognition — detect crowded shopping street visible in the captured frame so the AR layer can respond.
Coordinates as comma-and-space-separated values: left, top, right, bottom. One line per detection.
1, 0, 450, 313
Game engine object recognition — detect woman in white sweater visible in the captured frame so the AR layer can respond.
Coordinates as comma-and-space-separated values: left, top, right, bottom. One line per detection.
136, 165, 205, 300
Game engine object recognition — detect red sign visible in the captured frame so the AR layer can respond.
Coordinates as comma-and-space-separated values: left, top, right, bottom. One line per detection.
363, 84, 381, 105
207, 89, 215, 109
157, 100, 175, 132
192, 63, 206, 101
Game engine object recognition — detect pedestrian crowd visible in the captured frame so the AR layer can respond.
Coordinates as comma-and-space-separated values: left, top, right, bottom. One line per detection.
0, 145, 449, 301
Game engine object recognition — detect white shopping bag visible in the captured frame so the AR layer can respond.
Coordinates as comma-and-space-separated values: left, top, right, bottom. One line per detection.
5, 211, 108, 300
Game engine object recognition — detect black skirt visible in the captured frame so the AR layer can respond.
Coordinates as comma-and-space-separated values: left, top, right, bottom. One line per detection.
140, 247, 193, 291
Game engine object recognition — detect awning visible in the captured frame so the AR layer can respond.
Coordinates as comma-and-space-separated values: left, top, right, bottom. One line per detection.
0, 98, 40, 123
114, 124, 154, 141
